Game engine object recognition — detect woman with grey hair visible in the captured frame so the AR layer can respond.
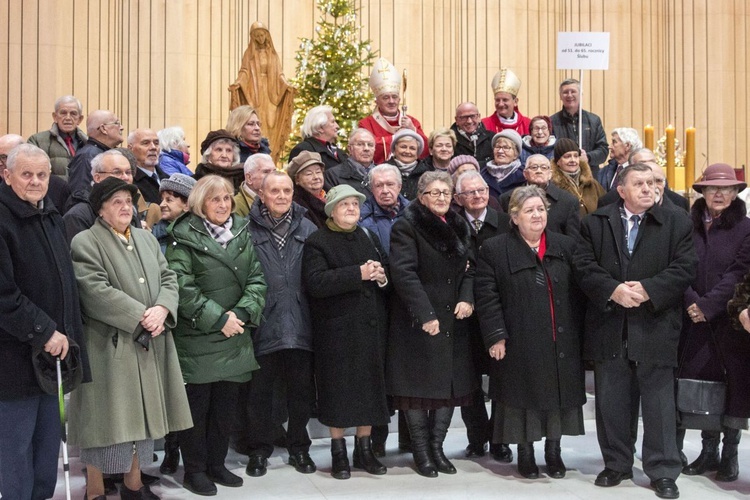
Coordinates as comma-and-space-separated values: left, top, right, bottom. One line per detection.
289, 105, 348, 171
386, 129, 432, 200
157, 126, 193, 177
474, 184, 585, 479
193, 129, 244, 193
388, 170, 477, 477
481, 129, 526, 199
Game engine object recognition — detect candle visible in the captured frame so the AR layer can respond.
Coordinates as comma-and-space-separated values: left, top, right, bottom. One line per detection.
666, 125, 676, 188
685, 127, 696, 191
644, 125, 655, 151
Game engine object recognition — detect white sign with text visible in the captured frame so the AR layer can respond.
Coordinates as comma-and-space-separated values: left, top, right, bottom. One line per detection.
557, 32, 610, 70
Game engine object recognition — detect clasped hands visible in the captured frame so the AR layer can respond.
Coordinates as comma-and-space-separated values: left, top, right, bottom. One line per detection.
360, 260, 387, 285
141, 305, 169, 337
686, 302, 706, 323
610, 281, 650, 308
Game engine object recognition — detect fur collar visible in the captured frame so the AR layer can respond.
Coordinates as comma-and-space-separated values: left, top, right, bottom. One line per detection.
691, 197, 747, 232
551, 158, 596, 189
403, 199, 471, 257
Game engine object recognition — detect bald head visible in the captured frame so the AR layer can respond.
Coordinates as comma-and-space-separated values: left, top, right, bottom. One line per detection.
0, 134, 25, 178
454, 102, 481, 134
86, 110, 124, 148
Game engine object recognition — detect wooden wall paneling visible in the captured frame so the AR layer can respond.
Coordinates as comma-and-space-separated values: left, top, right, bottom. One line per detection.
472, 0, 487, 107
539, 0, 558, 117
194, 0, 212, 143
20, 0, 40, 137
6, 0, 24, 134
600, 0, 628, 132
709, 2, 737, 164
163, 0, 195, 153
37, 0, 68, 128
524, 0, 539, 118
149, 0, 166, 127
690, 0, 708, 163
377, 0, 394, 68
208, 0, 224, 132
124, 0, 140, 132
420, 0, 435, 130
0, 1, 9, 132
733, 0, 748, 170
482, 0, 501, 118
70, 0, 88, 113
135, 0, 153, 129
627, 1, 643, 131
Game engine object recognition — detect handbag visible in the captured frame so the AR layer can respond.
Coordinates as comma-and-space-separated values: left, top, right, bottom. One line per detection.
675, 323, 727, 431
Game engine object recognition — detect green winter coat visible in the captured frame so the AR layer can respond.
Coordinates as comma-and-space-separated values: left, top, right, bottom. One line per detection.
166, 212, 266, 384
68, 219, 193, 449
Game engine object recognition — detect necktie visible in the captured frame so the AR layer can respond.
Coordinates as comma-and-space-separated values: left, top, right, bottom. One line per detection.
472, 219, 483, 233
627, 214, 640, 254
64, 135, 75, 157
611, 164, 624, 189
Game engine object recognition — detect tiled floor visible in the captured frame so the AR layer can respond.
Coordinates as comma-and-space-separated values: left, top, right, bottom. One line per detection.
52, 419, 750, 499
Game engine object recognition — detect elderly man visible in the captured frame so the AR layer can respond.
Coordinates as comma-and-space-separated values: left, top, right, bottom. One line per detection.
481, 68, 531, 136
28, 95, 87, 178
598, 128, 643, 191
289, 105, 348, 170
550, 78, 609, 173
451, 102, 494, 166
358, 58, 429, 164
67, 110, 124, 196
0, 144, 89, 500
598, 148, 690, 212
453, 170, 512, 461
574, 164, 697, 499
324, 128, 377, 196
234, 153, 276, 217
129, 128, 168, 204
239, 171, 318, 477
499, 154, 581, 238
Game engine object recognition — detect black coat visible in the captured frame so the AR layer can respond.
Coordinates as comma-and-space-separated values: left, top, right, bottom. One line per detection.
293, 185, 327, 229
450, 122, 494, 167
67, 138, 110, 196
574, 202, 697, 365
0, 184, 90, 399
323, 158, 372, 197
550, 108, 609, 171
134, 165, 168, 204
499, 182, 581, 239
248, 200, 317, 357
302, 225, 390, 428
387, 200, 478, 399
289, 137, 348, 171
475, 230, 586, 410
385, 158, 432, 201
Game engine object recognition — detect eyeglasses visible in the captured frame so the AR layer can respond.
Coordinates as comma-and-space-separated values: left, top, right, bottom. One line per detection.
531, 126, 549, 132
423, 190, 452, 199
456, 114, 480, 122
526, 165, 551, 172
494, 145, 513, 151
703, 186, 737, 195
99, 169, 132, 178
457, 187, 488, 197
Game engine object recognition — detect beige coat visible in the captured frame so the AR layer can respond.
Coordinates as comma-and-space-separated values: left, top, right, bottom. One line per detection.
551, 159, 605, 216
68, 219, 192, 449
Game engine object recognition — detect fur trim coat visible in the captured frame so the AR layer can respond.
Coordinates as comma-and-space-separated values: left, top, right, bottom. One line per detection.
551, 159, 605, 216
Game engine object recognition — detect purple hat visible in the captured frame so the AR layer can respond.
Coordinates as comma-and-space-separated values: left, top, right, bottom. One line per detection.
692, 163, 746, 193
448, 155, 480, 175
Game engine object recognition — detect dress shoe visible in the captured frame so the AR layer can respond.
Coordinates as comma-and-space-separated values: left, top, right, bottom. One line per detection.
464, 442, 487, 458
544, 439, 566, 479
120, 483, 159, 500
517, 442, 539, 479
82, 491, 106, 500
650, 478, 679, 499
207, 465, 243, 487
245, 456, 268, 477
490, 443, 513, 463
182, 472, 217, 496
594, 468, 633, 487
288, 451, 317, 473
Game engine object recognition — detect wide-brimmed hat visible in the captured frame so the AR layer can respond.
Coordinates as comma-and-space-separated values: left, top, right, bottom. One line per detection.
324, 184, 366, 217
692, 163, 746, 193
200, 129, 236, 154
491, 129, 522, 155
391, 129, 425, 157
287, 150, 325, 179
89, 176, 138, 214
160, 173, 196, 199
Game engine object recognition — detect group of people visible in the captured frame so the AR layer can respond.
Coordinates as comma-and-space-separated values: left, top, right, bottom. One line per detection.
2, 59, 750, 500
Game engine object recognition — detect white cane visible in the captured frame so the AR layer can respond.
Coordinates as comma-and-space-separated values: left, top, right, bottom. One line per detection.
56, 358, 72, 500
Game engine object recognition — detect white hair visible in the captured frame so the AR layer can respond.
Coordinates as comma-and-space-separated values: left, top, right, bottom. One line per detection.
90, 149, 127, 176
243, 153, 274, 175
301, 105, 333, 139
455, 170, 487, 194
54, 95, 83, 114
368, 163, 402, 185
612, 127, 643, 151
158, 126, 186, 152
6, 144, 50, 172
202, 140, 240, 165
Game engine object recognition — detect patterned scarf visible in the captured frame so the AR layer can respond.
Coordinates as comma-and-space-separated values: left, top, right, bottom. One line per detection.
260, 204, 293, 250
203, 216, 234, 248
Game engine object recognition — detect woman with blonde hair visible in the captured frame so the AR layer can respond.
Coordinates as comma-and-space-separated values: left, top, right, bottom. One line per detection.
225, 105, 272, 163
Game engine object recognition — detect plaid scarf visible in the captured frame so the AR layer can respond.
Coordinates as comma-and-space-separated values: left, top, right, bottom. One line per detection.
203, 217, 234, 248
260, 204, 293, 250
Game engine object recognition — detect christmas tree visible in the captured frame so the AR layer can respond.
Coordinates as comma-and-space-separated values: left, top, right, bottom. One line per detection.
287, 0, 377, 154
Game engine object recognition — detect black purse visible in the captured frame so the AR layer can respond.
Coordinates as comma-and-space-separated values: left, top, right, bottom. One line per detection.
675, 323, 727, 431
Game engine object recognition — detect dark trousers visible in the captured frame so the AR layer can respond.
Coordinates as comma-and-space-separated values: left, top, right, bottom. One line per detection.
179, 381, 240, 474
0, 394, 60, 500
461, 388, 490, 446
238, 349, 313, 458
594, 356, 682, 481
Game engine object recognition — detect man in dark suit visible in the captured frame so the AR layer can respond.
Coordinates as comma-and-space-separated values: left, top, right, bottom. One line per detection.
574, 164, 697, 499
454, 170, 512, 462
598, 148, 689, 212
128, 128, 168, 204
499, 154, 580, 238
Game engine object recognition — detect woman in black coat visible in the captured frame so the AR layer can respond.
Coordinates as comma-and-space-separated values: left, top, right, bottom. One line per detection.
387, 170, 478, 477
474, 185, 585, 479
302, 184, 390, 480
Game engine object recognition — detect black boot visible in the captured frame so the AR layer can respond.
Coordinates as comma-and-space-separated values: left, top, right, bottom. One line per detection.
429, 407, 456, 474
370, 424, 388, 457
398, 411, 412, 452
716, 428, 740, 482
517, 442, 539, 479
330, 438, 351, 480
544, 439, 566, 478
682, 430, 720, 475
490, 443, 514, 462
120, 483, 159, 500
159, 433, 180, 474
405, 409, 438, 478
353, 435, 387, 475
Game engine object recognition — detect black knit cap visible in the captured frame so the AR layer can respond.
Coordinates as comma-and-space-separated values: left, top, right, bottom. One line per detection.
89, 176, 138, 215
553, 137, 580, 163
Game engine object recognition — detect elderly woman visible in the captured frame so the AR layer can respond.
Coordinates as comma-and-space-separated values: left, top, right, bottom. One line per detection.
520, 115, 556, 165
474, 185, 585, 479
226, 105, 272, 162
386, 129, 432, 200
482, 129, 526, 199
598, 127, 642, 191
167, 175, 267, 496
69, 177, 192, 500
193, 129, 244, 193
677, 164, 750, 483
151, 173, 196, 254
388, 170, 477, 477
157, 126, 193, 176
288, 150, 328, 228
289, 105, 348, 170
425, 128, 456, 172
551, 138, 605, 216
302, 184, 390, 479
